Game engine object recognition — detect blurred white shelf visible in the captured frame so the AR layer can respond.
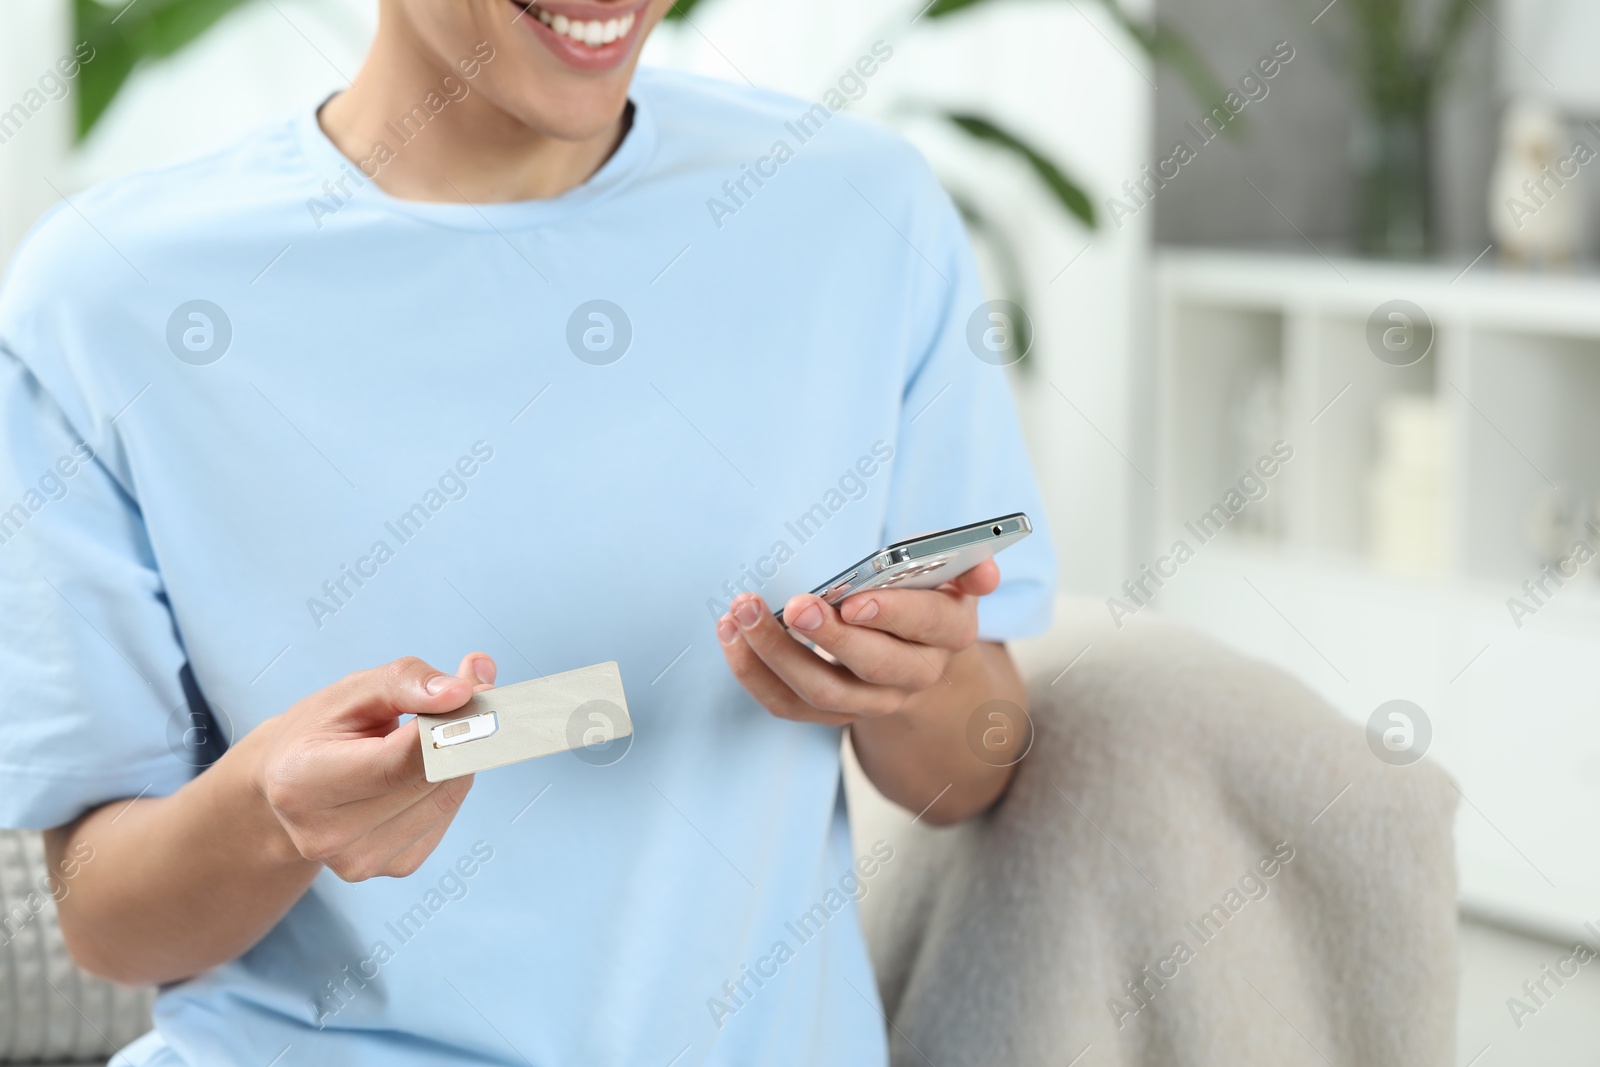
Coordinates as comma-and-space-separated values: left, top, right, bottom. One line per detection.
1158, 248, 1600, 336
1154, 248, 1600, 941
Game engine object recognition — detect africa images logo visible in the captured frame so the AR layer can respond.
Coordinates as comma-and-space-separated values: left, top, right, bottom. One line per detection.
566, 699, 631, 766
566, 299, 632, 365
1365, 699, 1432, 766
966, 300, 1032, 367
166, 300, 233, 365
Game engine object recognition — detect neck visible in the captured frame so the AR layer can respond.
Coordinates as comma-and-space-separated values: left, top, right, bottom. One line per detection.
318, 16, 626, 204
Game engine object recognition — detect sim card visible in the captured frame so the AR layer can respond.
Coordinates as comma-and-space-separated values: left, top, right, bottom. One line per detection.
417, 661, 632, 782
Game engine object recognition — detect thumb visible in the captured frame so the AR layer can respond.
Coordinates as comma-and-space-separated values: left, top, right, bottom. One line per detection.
950, 558, 1002, 597
455, 652, 498, 693
325, 656, 474, 731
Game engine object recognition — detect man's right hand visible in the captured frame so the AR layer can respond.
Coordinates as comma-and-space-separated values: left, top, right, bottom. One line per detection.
46, 651, 502, 985
253, 652, 498, 883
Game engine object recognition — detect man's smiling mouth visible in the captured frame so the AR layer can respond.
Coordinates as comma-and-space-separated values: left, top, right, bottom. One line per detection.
524, 4, 637, 48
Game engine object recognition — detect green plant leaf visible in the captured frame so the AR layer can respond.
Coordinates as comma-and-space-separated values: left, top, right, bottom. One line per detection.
927, 0, 1235, 135
1086, 0, 1236, 132
949, 191, 1037, 373
942, 111, 1095, 228
922, 0, 998, 17
1422, 0, 1477, 89
661, 0, 712, 20
75, 0, 259, 140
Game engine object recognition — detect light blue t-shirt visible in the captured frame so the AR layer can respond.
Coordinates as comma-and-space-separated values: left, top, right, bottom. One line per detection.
0, 67, 1053, 1066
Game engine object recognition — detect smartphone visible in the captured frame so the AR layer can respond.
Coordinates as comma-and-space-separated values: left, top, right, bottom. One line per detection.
776, 513, 1032, 625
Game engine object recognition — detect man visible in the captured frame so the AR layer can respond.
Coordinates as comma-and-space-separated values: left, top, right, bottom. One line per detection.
0, 1, 1053, 1062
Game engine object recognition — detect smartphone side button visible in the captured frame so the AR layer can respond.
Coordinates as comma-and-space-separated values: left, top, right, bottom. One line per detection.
823, 572, 859, 600
879, 548, 912, 569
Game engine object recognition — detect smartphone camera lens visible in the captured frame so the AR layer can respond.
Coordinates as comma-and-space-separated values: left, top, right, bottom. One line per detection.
992, 525, 1003, 536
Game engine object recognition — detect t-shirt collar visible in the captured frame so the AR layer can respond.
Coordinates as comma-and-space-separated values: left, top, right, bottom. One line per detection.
293, 82, 656, 231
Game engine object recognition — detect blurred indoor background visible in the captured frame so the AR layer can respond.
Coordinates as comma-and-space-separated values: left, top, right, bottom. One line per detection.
2, 0, 1598, 1061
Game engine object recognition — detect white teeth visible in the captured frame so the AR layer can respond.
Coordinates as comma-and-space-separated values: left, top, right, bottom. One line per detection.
529, 6, 634, 47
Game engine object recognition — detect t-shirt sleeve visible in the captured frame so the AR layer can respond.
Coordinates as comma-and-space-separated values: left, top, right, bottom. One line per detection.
0, 343, 193, 830
879, 175, 1057, 642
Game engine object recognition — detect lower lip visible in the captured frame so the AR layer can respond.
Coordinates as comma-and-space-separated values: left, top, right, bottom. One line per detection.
511, 3, 646, 73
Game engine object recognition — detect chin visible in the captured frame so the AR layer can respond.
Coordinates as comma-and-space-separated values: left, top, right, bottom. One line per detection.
396, 0, 661, 143
491, 0, 659, 140
503, 79, 636, 143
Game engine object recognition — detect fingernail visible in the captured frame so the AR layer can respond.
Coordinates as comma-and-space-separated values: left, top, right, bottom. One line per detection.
717, 616, 738, 645
791, 603, 823, 632
473, 659, 496, 685
847, 599, 879, 622
732, 598, 762, 629
425, 674, 454, 695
